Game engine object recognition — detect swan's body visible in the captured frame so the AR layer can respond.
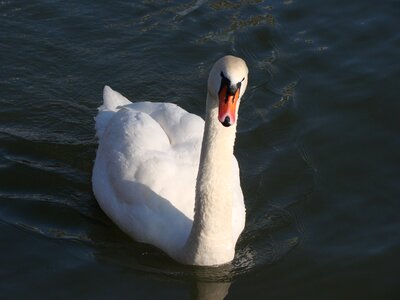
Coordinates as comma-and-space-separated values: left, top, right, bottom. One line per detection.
92, 56, 249, 265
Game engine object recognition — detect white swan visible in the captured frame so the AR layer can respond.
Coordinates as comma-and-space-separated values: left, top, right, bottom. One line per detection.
92, 56, 249, 266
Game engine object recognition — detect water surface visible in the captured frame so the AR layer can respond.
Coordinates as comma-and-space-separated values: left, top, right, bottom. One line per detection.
1, 0, 399, 299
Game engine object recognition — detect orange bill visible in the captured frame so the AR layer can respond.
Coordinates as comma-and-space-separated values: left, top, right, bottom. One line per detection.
218, 85, 240, 127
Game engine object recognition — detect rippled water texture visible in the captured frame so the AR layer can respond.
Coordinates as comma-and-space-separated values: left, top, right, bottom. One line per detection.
1, 0, 399, 299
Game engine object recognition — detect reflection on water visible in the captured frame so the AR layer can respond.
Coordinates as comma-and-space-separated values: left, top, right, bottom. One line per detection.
195, 281, 231, 300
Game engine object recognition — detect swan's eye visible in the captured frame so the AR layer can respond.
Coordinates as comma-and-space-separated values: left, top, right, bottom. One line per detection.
219, 72, 231, 94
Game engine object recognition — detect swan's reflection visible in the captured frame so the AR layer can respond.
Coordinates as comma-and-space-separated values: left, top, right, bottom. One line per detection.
194, 281, 231, 300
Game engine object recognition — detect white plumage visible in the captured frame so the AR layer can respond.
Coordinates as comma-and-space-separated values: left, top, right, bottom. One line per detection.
92, 56, 248, 265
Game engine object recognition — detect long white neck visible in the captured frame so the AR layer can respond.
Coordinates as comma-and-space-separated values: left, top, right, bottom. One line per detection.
183, 92, 237, 266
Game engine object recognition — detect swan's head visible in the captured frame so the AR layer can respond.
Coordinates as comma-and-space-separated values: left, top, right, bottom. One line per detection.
208, 55, 248, 127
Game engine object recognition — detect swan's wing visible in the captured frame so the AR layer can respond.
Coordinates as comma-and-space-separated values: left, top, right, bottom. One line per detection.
97, 102, 204, 208
95, 86, 132, 139
93, 98, 204, 251
95, 85, 203, 145
128, 101, 204, 146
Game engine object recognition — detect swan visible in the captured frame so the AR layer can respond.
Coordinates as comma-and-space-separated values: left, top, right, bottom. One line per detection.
92, 56, 249, 266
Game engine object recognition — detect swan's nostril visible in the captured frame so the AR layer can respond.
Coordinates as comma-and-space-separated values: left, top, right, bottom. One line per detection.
221, 116, 231, 127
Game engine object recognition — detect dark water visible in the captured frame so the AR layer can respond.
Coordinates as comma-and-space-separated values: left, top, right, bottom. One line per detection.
1, 0, 399, 299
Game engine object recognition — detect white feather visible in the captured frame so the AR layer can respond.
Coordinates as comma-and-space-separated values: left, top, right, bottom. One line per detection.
92, 56, 248, 266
